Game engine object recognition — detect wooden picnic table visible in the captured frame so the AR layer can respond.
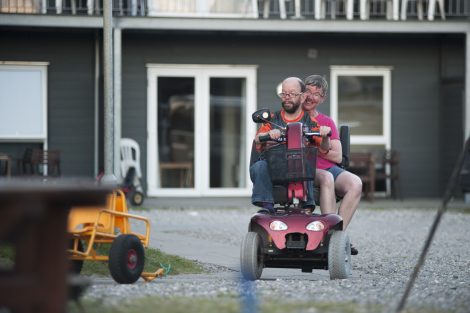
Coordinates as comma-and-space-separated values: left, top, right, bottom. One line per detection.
0, 179, 112, 313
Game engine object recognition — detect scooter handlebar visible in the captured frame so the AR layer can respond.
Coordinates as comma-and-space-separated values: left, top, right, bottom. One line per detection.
259, 130, 330, 143
258, 134, 271, 142
258, 134, 285, 143
305, 131, 332, 138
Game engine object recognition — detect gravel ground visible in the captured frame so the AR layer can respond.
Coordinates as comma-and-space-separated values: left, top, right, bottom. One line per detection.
83, 206, 470, 312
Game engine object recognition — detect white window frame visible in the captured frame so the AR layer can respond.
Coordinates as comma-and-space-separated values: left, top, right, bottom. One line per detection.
146, 64, 257, 197
0, 61, 49, 149
330, 66, 392, 150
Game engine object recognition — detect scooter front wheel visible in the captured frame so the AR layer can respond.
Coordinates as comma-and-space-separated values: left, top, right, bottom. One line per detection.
240, 232, 263, 281
328, 230, 352, 279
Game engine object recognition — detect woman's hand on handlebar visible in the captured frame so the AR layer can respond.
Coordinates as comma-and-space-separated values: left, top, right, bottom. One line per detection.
319, 126, 331, 138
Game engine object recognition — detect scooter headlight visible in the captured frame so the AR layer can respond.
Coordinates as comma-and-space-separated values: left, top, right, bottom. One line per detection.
269, 220, 288, 231
306, 221, 325, 231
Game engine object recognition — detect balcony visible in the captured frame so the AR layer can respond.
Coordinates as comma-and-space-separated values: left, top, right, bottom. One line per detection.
1, 0, 469, 20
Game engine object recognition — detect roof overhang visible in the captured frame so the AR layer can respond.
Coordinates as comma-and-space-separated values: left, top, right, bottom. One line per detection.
1, 14, 469, 34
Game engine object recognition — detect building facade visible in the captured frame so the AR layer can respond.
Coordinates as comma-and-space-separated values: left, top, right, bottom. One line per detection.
1, 0, 469, 197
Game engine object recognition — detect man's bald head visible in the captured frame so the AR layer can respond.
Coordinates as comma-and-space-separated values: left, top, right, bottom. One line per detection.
280, 77, 305, 114
282, 77, 306, 93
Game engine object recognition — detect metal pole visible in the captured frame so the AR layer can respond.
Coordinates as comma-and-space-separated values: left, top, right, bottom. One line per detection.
101, 0, 117, 185
94, 31, 100, 177
465, 32, 470, 203
113, 27, 122, 180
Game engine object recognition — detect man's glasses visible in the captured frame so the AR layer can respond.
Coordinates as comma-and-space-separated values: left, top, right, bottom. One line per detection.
278, 92, 302, 98
305, 92, 324, 99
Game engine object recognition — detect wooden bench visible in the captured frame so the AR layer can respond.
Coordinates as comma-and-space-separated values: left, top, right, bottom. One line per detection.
0, 179, 111, 313
349, 152, 376, 201
375, 149, 403, 200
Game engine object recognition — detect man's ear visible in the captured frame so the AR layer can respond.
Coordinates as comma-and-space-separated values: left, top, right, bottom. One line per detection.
300, 93, 307, 104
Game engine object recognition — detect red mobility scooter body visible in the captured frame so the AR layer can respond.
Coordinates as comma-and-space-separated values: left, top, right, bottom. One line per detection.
240, 109, 351, 280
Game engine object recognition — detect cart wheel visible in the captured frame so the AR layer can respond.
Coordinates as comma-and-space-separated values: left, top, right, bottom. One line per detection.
130, 191, 144, 206
108, 234, 145, 284
69, 240, 84, 275
240, 232, 263, 281
328, 230, 351, 280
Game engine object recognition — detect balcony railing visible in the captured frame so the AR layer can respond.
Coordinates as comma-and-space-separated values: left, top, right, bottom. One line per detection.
1, 0, 469, 20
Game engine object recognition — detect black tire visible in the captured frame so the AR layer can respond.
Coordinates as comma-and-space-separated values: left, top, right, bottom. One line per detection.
69, 239, 84, 275
108, 234, 145, 284
130, 191, 144, 206
328, 230, 352, 279
240, 232, 263, 281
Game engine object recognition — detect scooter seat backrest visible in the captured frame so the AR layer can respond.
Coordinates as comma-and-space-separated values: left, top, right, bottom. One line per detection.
339, 125, 350, 169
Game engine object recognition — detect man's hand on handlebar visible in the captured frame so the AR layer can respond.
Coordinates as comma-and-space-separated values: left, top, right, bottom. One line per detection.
268, 129, 282, 140
257, 129, 284, 143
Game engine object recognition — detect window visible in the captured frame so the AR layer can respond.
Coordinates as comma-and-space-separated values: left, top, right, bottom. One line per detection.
331, 66, 392, 194
147, 64, 257, 197
330, 66, 392, 150
0, 62, 48, 147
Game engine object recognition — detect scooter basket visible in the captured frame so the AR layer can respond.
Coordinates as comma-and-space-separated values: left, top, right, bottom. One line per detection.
264, 144, 316, 184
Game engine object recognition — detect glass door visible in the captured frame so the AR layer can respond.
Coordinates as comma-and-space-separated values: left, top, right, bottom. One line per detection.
147, 65, 256, 197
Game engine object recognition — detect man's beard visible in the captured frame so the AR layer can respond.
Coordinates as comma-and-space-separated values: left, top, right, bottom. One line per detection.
282, 100, 301, 114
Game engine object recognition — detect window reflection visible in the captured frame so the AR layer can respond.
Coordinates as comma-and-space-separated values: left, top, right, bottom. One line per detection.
338, 76, 383, 136
210, 78, 246, 188
157, 77, 194, 188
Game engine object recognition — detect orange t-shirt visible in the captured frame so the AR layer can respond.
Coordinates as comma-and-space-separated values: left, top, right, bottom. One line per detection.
256, 110, 306, 135
255, 110, 319, 152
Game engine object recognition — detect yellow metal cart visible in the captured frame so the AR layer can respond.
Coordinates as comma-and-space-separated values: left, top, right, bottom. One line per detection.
68, 190, 163, 283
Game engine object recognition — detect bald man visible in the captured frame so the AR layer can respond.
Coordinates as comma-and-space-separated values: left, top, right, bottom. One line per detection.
250, 77, 315, 214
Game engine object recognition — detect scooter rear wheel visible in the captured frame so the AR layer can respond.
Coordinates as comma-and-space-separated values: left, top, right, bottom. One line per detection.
240, 232, 263, 281
328, 230, 352, 279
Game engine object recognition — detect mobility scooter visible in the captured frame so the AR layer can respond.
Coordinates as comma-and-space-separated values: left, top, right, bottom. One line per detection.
240, 109, 352, 280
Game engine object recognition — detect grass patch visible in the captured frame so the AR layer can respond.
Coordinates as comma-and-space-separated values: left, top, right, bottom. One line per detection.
0, 244, 203, 277
69, 296, 455, 313
0, 244, 14, 269
79, 244, 203, 276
